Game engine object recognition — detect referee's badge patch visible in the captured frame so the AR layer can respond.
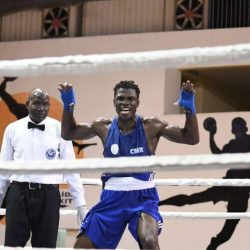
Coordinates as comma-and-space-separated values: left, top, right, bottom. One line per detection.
46, 148, 56, 159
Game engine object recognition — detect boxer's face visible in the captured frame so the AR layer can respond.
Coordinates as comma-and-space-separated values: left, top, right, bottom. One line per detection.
113, 88, 139, 120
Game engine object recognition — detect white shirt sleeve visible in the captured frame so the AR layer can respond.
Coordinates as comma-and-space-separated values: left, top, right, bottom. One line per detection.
64, 172, 86, 208
1, 125, 14, 161
60, 139, 86, 208
0, 126, 12, 206
0, 175, 10, 207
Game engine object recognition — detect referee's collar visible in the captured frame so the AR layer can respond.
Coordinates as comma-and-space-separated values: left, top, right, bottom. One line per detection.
27, 116, 47, 125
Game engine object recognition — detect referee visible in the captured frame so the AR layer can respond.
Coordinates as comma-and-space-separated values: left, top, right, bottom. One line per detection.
0, 88, 87, 248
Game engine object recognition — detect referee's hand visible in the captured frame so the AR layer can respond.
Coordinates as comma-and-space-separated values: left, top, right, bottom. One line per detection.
77, 205, 88, 225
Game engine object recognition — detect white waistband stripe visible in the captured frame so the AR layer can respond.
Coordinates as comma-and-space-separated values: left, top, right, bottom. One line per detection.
104, 177, 155, 191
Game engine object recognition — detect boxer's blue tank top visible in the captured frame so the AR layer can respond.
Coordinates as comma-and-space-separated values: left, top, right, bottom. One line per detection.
102, 115, 154, 182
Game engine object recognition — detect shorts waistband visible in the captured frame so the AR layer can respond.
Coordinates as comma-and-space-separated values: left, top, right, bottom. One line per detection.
104, 177, 155, 191
11, 181, 59, 190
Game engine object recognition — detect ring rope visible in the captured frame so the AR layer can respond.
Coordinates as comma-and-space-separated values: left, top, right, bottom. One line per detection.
1, 154, 250, 220
0, 153, 250, 174
1, 209, 249, 219
81, 178, 250, 186
160, 212, 250, 219
1, 178, 248, 219
0, 43, 250, 77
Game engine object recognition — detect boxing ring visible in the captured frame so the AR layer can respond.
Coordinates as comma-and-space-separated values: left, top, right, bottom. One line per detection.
1, 43, 250, 249
1, 153, 250, 220
1, 150, 250, 249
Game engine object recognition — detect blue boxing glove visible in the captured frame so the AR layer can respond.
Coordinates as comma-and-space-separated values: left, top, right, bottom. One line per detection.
60, 87, 75, 111
175, 90, 196, 114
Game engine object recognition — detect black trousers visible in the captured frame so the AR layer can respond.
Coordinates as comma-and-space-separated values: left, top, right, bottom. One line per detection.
5, 182, 61, 248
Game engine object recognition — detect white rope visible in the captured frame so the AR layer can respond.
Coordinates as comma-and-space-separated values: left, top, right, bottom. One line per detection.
1, 43, 250, 76
59, 211, 250, 220
1, 155, 249, 220
0, 153, 250, 174
81, 178, 102, 185
1, 209, 249, 219
161, 212, 250, 219
81, 178, 250, 187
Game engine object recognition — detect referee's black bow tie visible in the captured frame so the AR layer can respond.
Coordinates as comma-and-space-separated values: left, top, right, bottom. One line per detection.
28, 121, 45, 131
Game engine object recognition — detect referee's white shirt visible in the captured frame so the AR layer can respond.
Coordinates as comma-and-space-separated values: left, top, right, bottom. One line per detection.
0, 116, 86, 208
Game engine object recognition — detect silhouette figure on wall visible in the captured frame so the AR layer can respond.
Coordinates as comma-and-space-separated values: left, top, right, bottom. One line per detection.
0, 77, 28, 118
0, 77, 97, 154
0, 77, 96, 219
205, 116, 250, 154
72, 141, 97, 155
159, 117, 250, 250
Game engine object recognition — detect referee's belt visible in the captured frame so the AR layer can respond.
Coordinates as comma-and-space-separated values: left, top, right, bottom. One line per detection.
11, 181, 59, 190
